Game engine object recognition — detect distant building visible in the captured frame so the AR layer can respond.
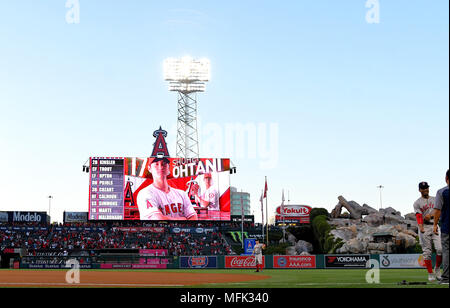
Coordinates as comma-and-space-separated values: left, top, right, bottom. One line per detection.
230, 187, 251, 216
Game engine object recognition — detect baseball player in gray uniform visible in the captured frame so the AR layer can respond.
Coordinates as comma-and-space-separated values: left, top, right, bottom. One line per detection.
414, 181, 443, 282
251, 240, 266, 272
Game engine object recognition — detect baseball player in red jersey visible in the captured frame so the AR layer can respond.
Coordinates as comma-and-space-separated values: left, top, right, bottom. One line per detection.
414, 181, 443, 282
137, 157, 198, 221
252, 240, 266, 272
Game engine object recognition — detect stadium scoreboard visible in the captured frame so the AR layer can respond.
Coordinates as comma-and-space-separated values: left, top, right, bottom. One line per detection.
89, 158, 125, 220
88, 157, 231, 221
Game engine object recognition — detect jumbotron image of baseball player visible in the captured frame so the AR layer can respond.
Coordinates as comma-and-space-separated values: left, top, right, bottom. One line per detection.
137, 157, 198, 221
192, 173, 220, 210
414, 181, 443, 282
251, 240, 266, 272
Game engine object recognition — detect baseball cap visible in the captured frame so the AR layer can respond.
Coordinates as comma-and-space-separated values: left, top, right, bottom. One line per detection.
419, 182, 430, 189
149, 157, 170, 165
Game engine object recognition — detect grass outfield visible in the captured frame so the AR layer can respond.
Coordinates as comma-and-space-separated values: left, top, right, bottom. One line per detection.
188, 269, 448, 288
0, 269, 447, 288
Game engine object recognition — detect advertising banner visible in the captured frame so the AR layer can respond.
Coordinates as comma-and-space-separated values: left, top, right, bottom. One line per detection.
64, 212, 88, 223
89, 157, 231, 221
25, 264, 93, 269
113, 227, 165, 233
99, 263, 168, 269
230, 215, 255, 223
170, 227, 218, 234
244, 239, 256, 255
0, 212, 8, 222
325, 255, 370, 268
228, 231, 264, 243
379, 254, 424, 269
139, 249, 168, 256
225, 256, 265, 269
0, 212, 48, 223
273, 256, 316, 269
275, 205, 312, 225
180, 256, 218, 269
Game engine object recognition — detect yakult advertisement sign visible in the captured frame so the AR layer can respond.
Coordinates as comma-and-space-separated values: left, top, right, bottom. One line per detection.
225, 256, 265, 269
275, 205, 312, 224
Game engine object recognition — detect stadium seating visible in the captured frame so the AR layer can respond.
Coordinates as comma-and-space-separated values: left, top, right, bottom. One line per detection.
0, 221, 234, 256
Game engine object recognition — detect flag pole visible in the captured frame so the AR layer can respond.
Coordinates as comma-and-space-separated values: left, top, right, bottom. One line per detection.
265, 176, 269, 246
241, 192, 244, 250
260, 189, 264, 242
282, 189, 285, 243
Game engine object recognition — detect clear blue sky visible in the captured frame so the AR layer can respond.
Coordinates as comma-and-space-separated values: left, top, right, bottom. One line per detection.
0, 0, 448, 223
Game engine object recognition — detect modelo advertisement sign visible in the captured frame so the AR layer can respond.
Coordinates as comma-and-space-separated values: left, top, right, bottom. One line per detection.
380, 254, 424, 269
275, 205, 312, 224
274, 256, 316, 269
0, 212, 48, 223
180, 256, 218, 269
225, 256, 265, 269
325, 255, 370, 268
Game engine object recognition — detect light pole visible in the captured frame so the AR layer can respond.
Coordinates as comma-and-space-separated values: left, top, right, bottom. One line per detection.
164, 56, 210, 159
241, 194, 244, 250
48, 195, 53, 224
377, 185, 384, 210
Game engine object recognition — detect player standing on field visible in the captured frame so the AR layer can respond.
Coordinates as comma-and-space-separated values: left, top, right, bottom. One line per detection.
414, 181, 443, 282
432, 170, 449, 285
252, 240, 266, 272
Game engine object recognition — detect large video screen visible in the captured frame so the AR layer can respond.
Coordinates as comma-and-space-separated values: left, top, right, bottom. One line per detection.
89, 158, 231, 221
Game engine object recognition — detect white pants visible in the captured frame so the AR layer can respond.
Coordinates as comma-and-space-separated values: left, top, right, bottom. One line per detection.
419, 225, 442, 260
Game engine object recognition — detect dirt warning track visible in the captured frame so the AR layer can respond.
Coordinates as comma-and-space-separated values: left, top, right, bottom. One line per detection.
0, 270, 270, 287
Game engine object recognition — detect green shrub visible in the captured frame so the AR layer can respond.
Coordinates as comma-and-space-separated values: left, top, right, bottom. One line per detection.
268, 231, 283, 242
311, 214, 342, 254
264, 243, 290, 255
310, 208, 329, 222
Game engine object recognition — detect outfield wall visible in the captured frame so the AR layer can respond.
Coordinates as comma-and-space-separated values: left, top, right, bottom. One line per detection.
17, 254, 438, 270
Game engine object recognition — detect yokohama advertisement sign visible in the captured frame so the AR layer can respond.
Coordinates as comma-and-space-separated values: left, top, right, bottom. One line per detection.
225, 256, 265, 269
325, 255, 370, 268
273, 256, 316, 269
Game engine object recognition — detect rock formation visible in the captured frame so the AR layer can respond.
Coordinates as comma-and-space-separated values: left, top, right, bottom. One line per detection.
327, 196, 420, 254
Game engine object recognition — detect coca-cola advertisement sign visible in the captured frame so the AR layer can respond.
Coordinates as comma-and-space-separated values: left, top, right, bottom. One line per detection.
225, 256, 265, 269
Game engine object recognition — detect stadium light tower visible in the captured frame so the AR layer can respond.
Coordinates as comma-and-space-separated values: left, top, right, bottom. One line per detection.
164, 56, 211, 159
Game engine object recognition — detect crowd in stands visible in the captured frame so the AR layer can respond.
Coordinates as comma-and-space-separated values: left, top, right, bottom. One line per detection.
0, 220, 234, 257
